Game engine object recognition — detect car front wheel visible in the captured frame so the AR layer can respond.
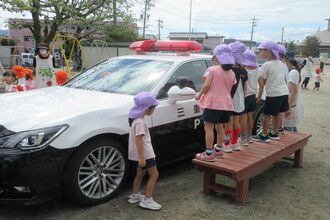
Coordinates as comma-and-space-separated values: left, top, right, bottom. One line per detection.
63, 137, 128, 205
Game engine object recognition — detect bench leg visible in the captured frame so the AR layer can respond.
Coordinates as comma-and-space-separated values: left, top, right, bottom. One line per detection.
293, 147, 304, 168
236, 178, 249, 204
203, 171, 216, 195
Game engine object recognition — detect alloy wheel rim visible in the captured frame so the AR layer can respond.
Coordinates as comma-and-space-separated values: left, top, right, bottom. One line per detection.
78, 145, 126, 199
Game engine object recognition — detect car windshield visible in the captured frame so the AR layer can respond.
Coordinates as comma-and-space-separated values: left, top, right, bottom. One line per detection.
64, 58, 173, 94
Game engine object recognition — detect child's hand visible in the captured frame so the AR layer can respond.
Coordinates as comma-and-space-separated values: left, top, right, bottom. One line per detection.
195, 93, 201, 100
285, 109, 291, 117
138, 159, 146, 168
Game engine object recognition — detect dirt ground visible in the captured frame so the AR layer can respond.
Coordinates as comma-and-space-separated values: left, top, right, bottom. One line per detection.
0, 65, 330, 220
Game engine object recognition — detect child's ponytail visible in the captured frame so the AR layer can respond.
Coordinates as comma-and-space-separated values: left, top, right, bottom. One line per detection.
221, 64, 233, 71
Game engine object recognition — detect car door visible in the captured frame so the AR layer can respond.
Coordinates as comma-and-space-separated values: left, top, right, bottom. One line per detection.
150, 59, 209, 165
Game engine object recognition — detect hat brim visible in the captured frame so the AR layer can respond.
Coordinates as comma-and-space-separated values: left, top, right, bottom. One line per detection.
37, 46, 49, 50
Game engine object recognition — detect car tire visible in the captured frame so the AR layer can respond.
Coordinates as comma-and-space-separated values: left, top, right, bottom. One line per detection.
63, 137, 129, 206
253, 102, 265, 135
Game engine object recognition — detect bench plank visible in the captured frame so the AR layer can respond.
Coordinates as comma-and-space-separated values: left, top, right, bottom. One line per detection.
192, 132, 311, 204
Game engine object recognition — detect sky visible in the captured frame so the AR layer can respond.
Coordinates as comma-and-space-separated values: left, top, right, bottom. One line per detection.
1, 0, 329, 43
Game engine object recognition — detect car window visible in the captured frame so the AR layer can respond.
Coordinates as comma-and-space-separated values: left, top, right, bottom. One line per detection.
22, 55, 28, 58
64, 58, 173, 95
157, 60, 207, 99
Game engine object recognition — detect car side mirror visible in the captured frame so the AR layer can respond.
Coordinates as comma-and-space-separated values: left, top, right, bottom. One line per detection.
167, 85, 196, 104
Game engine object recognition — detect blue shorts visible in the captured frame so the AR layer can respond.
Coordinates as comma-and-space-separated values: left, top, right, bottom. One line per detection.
133, 158, 157, 169
201, 108, 231, 124
264, 95, 289, 115
315, 82, 320, 88
243, 94, 257, 113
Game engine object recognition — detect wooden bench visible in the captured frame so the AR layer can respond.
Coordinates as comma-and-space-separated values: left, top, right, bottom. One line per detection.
192, 132, 312, 204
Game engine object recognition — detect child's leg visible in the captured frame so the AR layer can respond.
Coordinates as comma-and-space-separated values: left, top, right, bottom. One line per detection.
215, 123, 225, 146
224, 116, 233, 145
272, 114, 281, 133
240, 113, 247, 135
145, 166, 159, 199
204, 121, 215, 150
262, 114, 271, 135
230, 115, 241, 144
247, 112, 254, 134
132, 167, 147, 194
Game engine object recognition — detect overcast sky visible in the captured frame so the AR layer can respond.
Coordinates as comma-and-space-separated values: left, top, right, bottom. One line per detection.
1, 0, 329, 43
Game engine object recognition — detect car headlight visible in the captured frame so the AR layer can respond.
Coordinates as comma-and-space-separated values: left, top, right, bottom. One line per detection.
0, 125, 68, 150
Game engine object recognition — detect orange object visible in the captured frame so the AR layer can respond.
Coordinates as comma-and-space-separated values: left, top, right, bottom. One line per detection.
16, 85, 24, 91
12, 66, 25, 78
23, 68, 34, 80
55, 70, 68, 85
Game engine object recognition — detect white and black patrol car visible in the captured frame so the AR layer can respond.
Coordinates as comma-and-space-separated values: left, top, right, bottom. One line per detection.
0, 40, 264, 206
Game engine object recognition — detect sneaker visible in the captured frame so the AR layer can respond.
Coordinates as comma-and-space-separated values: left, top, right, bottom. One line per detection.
252, 134, 271, 143
222, 144, 232, 153
213, 145, 224, 158
139, 198, 161, 210
278, 127, 284, 134
128, 192, 144, 204
268, 132, 280, 140
247, 135, 253, 143
240, 138, 248, 146
231, 143, 241, 151
196, 151, 215, 162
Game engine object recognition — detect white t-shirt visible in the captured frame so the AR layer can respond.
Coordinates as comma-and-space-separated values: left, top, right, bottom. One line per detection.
246, 68, 262, 97
283, 68, 304, 127
128, 117, 155, 161
261, 60, 289, 97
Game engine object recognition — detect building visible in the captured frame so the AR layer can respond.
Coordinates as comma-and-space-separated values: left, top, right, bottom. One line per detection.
167, 32, 225, 52
313, 19, 330, 57
224, 39, 257, 51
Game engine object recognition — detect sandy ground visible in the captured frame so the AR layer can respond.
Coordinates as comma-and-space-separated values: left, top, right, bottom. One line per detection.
0, 65, 330, 220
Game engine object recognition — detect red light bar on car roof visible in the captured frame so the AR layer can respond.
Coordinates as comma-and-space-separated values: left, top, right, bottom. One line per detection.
129, 40, 203, 52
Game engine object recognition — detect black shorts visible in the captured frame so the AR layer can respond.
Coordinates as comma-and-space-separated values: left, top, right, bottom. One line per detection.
243, 94, 257, 113
232, 111, 243, 116
133, 158, 156, 169
315, 82, 320, 88
201, 108, 231, 124
264, 95, 289, 115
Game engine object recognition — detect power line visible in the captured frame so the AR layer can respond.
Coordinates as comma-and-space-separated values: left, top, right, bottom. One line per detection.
249, 16, 259, 49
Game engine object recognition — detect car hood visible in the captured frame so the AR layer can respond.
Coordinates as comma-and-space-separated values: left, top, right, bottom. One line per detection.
0, 86, 133, 132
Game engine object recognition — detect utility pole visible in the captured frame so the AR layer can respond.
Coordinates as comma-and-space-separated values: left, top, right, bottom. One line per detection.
189, 0, 192, 40
142, 1, 148, 39
249, 16, 258, 49
157, 19, 164, 40
281, 27, 284, 44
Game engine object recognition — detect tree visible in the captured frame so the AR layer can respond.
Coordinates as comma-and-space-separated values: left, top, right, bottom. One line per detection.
284, 40, 299, 55
301, 36, 321, 57
0, 0, 137, 46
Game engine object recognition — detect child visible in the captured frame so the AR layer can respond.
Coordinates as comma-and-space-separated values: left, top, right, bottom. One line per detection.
33, 42, 56, 88
23, 68, 35, 90
313, 68, 323, 93
240, 49, 264, 145
2, 71, 24, 93
55, 70, 68, 85
301, 54, 313, 90
12, 65, 26, 86
195, 44, 236, 161
223, 41, 248, 152
128, 92, 161, 210
253, 40, 289, 142
283, 51, 304, 132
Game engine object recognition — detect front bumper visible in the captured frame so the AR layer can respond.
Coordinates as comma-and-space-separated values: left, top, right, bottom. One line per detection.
0, 146, 75, 205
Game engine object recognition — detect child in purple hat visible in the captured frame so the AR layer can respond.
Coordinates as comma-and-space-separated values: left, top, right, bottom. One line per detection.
253, 41, 289, 142
240, 50, 264, 145
195, 44, 236, 162
223, 41, 248, 152
127, 92, 161, 210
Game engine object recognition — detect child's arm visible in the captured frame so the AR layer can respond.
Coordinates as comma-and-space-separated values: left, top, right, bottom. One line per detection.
195, 75, 212, 100
135, 135, 146, 167
256, 77, 264, 103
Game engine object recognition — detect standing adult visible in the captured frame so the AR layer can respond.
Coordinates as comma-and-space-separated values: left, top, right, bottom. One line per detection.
319, 55, 325, 75
300, 54, 313, 90
33, 42, 56, 88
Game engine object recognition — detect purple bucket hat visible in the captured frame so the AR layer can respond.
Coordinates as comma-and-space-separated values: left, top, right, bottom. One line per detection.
257, 40, 280, 60
213, 44, 235, 65
228, 41, 247, 65
243, 49, 258, 68
128, 92, 160, 119
277, 44, 287, 55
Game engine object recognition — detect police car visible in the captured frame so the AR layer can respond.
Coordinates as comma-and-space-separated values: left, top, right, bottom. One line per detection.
0, 40, 262, 206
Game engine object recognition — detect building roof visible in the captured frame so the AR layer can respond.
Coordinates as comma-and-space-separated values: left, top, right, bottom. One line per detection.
314, 30, 330, 46
168, 32, 208, 38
